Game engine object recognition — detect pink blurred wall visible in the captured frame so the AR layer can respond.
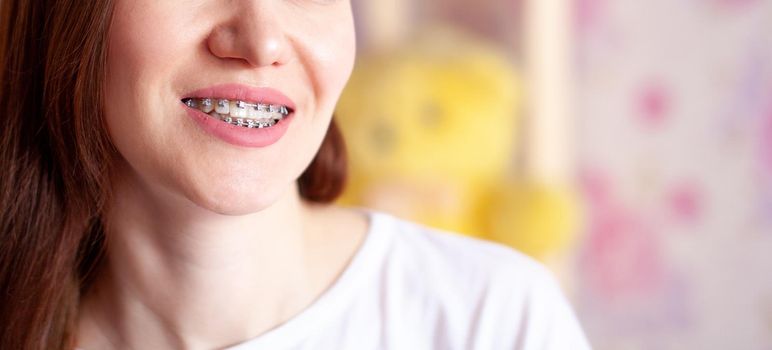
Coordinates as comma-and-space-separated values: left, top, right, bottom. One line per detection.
574, 0, 772, 348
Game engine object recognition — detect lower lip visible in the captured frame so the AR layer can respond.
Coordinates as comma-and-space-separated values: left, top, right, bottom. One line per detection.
183, 104, 292, 148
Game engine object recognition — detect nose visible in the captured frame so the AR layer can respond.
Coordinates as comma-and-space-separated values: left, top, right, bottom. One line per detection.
206, 2, 291, 68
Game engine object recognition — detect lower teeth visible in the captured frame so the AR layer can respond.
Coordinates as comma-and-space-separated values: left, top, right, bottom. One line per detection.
211, 112, 278, 128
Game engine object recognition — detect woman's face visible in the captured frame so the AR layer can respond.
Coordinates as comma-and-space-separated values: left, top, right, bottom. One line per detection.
104, 0, 356, 214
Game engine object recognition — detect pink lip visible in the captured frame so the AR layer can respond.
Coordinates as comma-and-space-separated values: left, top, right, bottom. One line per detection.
181, 84, 295, 148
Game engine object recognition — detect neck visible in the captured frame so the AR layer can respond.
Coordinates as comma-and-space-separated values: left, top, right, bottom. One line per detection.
79, 170, 327, 350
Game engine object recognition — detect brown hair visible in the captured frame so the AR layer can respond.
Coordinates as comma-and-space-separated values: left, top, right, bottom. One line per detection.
0, 1, 347, 349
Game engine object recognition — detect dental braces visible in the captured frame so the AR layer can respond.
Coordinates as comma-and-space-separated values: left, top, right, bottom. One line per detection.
184, 98, 290, 116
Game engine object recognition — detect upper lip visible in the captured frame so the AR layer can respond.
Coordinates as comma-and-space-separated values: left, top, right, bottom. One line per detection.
182, 83, 296, 111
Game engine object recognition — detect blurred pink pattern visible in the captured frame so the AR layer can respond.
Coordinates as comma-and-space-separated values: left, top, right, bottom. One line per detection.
635, 80, 672, 128
574, 0, 772, 348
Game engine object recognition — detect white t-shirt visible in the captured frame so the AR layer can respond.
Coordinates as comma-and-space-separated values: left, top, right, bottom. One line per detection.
224, 210, 592, 350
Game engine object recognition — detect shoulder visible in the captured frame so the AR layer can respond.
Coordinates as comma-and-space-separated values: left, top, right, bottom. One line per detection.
365, 210, 591, 349
369, 209, 552, 290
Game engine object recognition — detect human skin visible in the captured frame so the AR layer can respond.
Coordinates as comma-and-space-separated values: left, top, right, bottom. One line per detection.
76, 0, 368, 349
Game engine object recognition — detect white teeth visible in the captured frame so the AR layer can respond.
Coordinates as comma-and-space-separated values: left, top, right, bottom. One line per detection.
184, 97, 291, 128
200, 98, 213, 113
247, 105, 261, 118
230, 101, 247, 118
215, 99, 230, 114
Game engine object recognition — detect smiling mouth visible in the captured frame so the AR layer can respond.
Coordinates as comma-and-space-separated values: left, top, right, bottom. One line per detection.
181, 98, 292, 128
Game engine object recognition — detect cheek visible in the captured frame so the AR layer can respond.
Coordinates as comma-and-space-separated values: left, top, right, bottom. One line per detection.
104, 1, 201, 193
104, 1, 194, 151
106, 0, 200, 102
304, 14, 357, 113
108, 1, 183, 78
285, 13, 355, 166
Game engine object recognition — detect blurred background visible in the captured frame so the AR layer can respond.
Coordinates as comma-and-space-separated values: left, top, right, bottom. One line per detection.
336, 0, 772, 349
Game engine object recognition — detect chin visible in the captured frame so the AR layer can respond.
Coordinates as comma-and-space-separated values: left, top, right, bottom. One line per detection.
182, 179, 295, 216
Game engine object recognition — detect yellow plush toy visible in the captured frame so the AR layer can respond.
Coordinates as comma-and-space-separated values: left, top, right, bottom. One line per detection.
336, 25, 579, 260
482, 182, 581, 260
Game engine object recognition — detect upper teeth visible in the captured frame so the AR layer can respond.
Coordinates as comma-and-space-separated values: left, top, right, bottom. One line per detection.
182, 98, 291, 128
